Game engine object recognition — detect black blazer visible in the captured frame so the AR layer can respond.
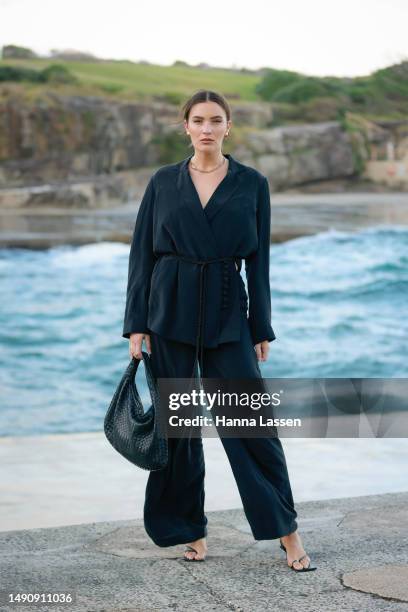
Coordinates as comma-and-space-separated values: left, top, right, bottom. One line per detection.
122, 153, 276, 347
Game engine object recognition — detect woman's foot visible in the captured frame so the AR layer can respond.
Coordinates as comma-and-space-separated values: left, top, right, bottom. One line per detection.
280, 530, 313, 570
183, 537, 207, 561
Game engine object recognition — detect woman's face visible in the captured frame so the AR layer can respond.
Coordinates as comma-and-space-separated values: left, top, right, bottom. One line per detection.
184, 101, 231, 153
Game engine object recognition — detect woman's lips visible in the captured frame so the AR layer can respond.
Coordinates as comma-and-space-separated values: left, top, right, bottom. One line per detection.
201, 139, 214, 143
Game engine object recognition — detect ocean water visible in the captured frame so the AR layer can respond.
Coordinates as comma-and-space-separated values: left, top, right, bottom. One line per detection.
0, 225, 407, 438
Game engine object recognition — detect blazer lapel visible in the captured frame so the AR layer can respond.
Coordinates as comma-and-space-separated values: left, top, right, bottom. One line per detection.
176, 153, 246, 225
176, 154, 221, 255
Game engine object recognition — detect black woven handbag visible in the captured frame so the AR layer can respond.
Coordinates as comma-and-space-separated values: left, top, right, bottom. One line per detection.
104, 351, 168, 471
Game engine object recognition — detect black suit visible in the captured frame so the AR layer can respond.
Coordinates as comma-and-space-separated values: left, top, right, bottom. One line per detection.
122, 153, 298, 546
123, 152, 276, 348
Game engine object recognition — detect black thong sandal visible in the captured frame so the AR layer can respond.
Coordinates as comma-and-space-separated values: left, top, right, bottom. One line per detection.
279, 539, 317, 572
183, 545, 206, 562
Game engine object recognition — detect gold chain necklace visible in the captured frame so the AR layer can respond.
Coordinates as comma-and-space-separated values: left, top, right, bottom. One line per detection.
189, 156, 226, 173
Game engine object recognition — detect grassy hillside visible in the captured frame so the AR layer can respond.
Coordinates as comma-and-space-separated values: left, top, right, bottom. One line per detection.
0, 56, 407, 122
0, 58, 260, 103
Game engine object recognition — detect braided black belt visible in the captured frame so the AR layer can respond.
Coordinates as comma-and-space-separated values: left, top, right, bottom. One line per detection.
159, 254, 240, 385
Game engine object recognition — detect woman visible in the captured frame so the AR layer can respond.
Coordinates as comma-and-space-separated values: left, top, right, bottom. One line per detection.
123, 89, 316, 572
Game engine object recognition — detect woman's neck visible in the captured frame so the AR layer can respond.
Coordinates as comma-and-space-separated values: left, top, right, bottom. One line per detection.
190, 150, 225, 171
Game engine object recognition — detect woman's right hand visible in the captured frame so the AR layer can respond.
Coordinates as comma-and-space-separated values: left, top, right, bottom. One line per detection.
129, 333, 151, 359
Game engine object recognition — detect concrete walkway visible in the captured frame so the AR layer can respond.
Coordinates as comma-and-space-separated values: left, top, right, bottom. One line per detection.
1, 491, 408, 611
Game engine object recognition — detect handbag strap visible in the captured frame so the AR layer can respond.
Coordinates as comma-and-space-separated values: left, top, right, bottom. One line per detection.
129, 351, 160, 406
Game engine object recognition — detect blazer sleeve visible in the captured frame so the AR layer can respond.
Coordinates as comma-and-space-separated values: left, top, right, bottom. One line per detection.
122, 176, 156, 339
244, 176, 277, 345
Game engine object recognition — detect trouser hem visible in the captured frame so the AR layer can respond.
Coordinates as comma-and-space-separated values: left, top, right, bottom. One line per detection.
252, 519, 298, 542
146, 527, 208, 548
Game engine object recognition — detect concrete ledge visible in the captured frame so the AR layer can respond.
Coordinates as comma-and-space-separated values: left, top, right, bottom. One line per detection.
1, 491, 408, 611
0, 191, 407, 247
2, 433, 408, 533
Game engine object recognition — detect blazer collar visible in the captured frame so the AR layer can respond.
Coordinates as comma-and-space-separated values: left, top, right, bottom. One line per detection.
176, 153, 246, 222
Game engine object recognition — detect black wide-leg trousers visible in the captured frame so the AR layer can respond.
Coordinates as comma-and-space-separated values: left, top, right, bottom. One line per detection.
143, 312, 298, 547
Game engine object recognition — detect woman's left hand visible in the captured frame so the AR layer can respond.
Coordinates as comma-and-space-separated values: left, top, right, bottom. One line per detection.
255, 340, 269, 362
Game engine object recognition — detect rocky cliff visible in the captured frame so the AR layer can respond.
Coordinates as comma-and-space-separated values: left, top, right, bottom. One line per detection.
0, 92, 176, 187
0, 91, 359, 208
236, 122, 355, 190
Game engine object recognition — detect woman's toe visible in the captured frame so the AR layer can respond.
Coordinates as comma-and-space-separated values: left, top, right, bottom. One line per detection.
184, 550, 196, 560
291, 559, 303, 570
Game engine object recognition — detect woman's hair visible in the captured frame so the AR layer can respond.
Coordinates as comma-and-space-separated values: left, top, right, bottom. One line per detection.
181, 90, 231, 122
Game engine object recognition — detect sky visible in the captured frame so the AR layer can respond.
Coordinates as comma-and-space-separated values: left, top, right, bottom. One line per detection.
1, 0, 407, 77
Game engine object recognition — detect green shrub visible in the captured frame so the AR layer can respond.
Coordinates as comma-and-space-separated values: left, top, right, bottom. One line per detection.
371, 61, 408, 100
41, 64, 77, 84
255, 68, 302, 100
156, 91, 184, 105
172, 60, 190, 68
0, 65, 41, 82
0, 63, 76, 84
1, 44, 36, 59
271, 77, 339, 103
99, 82, 124, 94
151, 131, 189, 163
